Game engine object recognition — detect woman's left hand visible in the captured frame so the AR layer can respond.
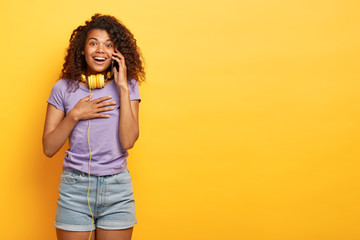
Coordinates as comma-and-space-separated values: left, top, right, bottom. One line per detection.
112, 48, 128, 89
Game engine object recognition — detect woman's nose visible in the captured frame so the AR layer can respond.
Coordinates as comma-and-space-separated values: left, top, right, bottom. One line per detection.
96, 44, 105, 53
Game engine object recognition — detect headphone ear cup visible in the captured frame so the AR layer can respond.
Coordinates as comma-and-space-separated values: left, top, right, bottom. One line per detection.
82, 73, 106, 89
99, 74, 104, 88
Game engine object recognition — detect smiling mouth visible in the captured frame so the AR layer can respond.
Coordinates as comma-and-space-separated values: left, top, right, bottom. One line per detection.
93, 57, 107, 64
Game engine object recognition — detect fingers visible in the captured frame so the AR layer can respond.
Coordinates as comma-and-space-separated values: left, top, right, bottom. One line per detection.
112, 63, 118, 76
74, 94, 118, 120
94, 113, 111, 118
91, 95, 116, 114
96, 101, 116, 108
86, 95, 117, 116
111, 55, 122, 68
89, 106, 116, 119
88, 107, 115, 119
112, 49, 126, 68
95, 106, 116, 113
113, 48, 124, 59
92, 95, 113, 104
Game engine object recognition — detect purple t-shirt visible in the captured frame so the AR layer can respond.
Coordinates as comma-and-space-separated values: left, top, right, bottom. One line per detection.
47, 79, 140, 176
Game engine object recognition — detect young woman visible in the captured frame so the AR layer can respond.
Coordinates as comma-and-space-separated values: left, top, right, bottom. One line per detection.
43, 14, 145, 240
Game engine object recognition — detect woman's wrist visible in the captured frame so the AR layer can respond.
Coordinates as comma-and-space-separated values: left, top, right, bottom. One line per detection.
117, 84, 129, 93
68, 109, 80, 122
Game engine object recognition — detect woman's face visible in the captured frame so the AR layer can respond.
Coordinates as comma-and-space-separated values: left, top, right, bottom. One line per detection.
83, 29, 115, 75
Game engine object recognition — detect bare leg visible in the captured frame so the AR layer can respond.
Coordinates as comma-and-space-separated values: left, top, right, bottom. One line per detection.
56, 228, 96, 240
96, 227, 133, 240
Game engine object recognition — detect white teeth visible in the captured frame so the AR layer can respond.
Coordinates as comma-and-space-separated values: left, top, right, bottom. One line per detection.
94, 57, 106, 61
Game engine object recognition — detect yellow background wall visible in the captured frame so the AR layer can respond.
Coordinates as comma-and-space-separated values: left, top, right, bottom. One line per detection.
0, 0, 359, 239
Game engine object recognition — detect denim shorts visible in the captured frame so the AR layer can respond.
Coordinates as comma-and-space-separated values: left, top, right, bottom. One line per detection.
54, 169, 137, 231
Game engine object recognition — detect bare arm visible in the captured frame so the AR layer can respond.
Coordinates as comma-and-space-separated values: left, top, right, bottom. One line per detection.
112, 49, 140, 150
42, 94, 116, 157
42, 104, 76, 157
118, 86, 140, 149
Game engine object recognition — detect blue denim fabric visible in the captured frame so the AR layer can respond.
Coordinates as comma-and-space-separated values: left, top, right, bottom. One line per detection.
54, 169, 137, 231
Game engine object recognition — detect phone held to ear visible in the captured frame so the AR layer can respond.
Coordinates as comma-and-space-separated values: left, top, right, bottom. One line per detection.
112, 50, 120, 70
111, 58, 119, 78
112, 58, 119, 71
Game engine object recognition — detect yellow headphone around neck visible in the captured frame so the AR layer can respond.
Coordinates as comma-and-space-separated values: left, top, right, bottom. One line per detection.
81, 71, 112, 89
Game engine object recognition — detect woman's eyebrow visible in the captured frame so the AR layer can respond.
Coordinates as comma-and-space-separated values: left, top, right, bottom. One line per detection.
88, 37, 113, 42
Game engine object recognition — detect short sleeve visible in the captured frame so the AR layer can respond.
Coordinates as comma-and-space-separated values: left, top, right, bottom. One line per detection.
47, 79, 66, 111
129, 79, 141, 102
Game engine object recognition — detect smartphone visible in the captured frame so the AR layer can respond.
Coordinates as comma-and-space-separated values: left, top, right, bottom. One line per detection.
111, 58, 119, 77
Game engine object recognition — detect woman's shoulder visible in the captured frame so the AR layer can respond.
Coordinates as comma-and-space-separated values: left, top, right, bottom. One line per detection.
128, 78, 139, 91
48, 79, 73, 99
52, 78, 69, 88
128, 79, 141, 102
51, 79, 75, 92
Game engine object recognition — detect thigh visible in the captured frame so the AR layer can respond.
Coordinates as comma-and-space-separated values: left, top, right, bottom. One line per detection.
56, 229, 95, 240
96, 227, 133, 240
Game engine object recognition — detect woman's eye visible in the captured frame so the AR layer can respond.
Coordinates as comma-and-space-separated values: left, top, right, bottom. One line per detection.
90, 42, 97, 46
106, 44, 113, 48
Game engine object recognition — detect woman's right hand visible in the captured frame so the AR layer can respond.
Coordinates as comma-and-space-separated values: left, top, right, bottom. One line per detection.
43, 94, 116, 157
70, 94, 117, 121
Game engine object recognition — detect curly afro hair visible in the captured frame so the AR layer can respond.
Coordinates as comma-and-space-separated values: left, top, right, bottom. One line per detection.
60, 13, 145, 90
